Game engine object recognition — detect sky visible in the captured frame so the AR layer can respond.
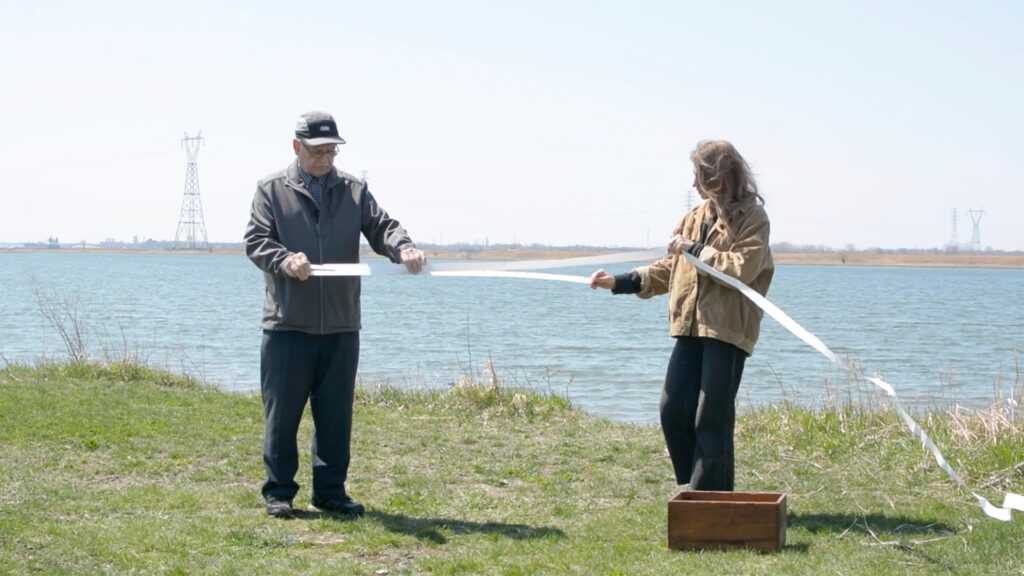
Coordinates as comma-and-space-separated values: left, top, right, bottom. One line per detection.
1, 0, 1021, 251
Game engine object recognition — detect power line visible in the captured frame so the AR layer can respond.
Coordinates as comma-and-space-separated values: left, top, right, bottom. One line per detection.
948, 208, 959, 251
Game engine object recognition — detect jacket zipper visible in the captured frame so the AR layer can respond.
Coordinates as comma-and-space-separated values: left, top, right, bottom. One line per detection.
317, 201, 325, 334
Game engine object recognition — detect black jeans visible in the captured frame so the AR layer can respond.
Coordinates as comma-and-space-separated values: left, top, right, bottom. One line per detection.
260, 330, 360, 502
660, 337, 747, 491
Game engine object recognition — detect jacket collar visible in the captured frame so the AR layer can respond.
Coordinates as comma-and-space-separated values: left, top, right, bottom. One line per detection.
285, 160, 345, 191
701, 195, 757, 225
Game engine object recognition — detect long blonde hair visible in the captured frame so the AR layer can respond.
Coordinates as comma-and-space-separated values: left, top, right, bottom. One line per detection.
690, 140, 763, 229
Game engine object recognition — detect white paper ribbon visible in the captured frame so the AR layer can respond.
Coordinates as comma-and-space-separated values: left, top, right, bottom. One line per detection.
427, 248, 667, 273
681, 253, 1023, 522
309, 250, 665, 280
307, 250, 1023, 520
430, 270, 592, 284
309, 263, 372, 277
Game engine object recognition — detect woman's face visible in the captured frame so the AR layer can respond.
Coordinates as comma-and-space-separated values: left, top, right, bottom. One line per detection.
692, 169, 708, 199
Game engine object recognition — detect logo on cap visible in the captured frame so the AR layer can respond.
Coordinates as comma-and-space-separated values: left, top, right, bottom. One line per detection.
295, 111, 346, 146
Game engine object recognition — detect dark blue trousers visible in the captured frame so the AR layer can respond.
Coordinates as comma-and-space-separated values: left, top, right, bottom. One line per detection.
660, 336, 747, 491
260, 329, 360, 502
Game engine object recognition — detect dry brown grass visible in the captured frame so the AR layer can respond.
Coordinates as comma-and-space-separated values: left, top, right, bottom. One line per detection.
422, 248, 609, 260
774, 252, 1024, 269
422, 249, 1024, 268
9, 246, 1023, 268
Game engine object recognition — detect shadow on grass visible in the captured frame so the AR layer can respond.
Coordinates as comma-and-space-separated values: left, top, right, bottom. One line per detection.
354, 509, 567, 544
788, 512, 956, 536
787, 512, 962, 572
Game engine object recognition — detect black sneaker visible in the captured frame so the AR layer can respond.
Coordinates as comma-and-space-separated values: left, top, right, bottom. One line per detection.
265, 496, 295, 518
311, 494, 365, 517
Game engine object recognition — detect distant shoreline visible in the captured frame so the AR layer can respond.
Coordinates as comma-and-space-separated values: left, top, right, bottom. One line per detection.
770, 251, 1024, 269
3, 247, 1023, 269
428, 250, 1024, 269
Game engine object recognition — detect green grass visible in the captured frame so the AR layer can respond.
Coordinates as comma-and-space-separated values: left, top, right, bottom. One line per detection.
1, 361, 1022, 575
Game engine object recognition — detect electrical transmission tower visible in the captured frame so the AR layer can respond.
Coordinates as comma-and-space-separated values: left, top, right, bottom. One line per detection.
968, 207, 985, 253
174, 132, 210, 250
947, 208, 959, 252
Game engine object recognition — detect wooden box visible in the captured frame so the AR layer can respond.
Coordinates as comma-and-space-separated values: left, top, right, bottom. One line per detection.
667, 491, 786, 552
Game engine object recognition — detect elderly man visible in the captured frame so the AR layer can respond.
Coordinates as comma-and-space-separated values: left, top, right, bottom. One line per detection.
245, 110, 425, 518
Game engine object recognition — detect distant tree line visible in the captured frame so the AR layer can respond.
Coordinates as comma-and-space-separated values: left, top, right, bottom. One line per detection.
770, 242, 1020, 255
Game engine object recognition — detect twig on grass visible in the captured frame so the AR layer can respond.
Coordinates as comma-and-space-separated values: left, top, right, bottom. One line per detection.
978, 461, 1024, 490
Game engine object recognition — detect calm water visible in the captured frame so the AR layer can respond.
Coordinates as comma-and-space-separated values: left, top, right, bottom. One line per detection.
1, 251, 1022, 425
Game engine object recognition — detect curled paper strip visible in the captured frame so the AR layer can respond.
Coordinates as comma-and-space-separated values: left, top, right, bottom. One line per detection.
681, 253, 1023, 522
427, 248, 667, 273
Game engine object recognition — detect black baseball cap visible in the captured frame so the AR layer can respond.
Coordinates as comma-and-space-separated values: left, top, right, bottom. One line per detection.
295, 111, 346, 146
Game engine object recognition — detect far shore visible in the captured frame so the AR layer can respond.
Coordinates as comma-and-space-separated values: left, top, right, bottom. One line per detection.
4, 246, 1023, 269
423, 249, 1024, 269
770, 251, 1024, 269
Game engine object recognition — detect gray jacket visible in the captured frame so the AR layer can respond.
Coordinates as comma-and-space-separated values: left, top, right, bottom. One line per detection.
244, 161, 416, 334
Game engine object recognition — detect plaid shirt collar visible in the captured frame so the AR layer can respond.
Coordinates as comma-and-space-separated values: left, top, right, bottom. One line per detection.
296, 162, 328, 206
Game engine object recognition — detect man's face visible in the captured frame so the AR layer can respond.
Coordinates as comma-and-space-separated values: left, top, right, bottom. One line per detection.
294, 139, 337, 177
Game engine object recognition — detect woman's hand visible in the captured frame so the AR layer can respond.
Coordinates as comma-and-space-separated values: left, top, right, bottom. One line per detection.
667, 234, 694, 255
589, 269, 615, 290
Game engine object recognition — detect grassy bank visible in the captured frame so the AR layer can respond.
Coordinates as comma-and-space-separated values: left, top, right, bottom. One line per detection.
1, 362, 1022, 575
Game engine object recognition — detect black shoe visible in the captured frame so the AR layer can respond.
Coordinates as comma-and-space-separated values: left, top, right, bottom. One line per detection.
265, 496, 295, 518
311, 494, 365, 517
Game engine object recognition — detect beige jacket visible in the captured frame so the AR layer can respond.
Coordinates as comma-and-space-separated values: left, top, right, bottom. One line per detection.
637, 201, 774, 355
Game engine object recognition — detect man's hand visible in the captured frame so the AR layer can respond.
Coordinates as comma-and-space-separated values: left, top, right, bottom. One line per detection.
282, 252, 311, 281
400, 247, 426, 274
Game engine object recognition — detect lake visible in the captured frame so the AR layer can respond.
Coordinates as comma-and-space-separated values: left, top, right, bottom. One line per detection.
1, 251, 1022, 425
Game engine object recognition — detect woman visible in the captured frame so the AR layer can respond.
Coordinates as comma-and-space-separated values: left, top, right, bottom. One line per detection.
590, 140, 773, 491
